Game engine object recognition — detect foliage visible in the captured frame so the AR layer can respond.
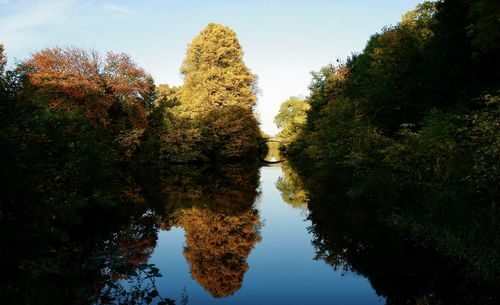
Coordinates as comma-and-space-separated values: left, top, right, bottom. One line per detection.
24, 48, 153, 129
1, 23, 263, 304
174, 206, 261, 298
274, 96, 310, 147
0, 43, 6, 72
176, 23, 260, 160
0, 45, 165, 304
138, 24, 262, 163
280, 0, 500, 282
275, 162, 308, 210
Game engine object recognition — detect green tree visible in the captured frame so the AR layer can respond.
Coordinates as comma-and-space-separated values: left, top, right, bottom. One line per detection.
274, 96, 310, 146
282, 0, 500, 282
178, 23, 259, 160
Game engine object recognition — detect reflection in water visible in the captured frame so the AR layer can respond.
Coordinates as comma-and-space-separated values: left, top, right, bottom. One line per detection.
177, 207, 260, 297
260, 141, 284, 163
157, 162, 260, 214
156, 162, 262, 298
0, 170, 166, 305
280, 163, 499, 305
275, 162, 308, 210
95, 211, 167, 305
105, 212, 159, 280
8, 159, 496, 305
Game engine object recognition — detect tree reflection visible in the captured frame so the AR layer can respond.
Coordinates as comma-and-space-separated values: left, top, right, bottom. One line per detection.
94, 210, 171, 305
260, 141, 283, 162
157, 162, 262, 298
0, 170, 169, 305
102, 211, 159, 281
275, 162, 308, 210
157, 162, 260, 214
178, 207, 260, 297
277, 164, 498, 305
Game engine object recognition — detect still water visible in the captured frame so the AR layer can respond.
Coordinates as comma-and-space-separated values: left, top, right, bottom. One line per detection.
3, 156, 494, 304
146, 166, 383, 305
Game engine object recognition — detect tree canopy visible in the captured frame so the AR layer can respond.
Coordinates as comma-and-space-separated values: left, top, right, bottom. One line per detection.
176, 23, 260, 160
274, 96, 310, 146
23, 47, 154, 130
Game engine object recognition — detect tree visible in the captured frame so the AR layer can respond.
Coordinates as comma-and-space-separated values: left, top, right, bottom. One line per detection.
274, 96, 310, 146
23, 47, 153, 131
178, 23, 259, 159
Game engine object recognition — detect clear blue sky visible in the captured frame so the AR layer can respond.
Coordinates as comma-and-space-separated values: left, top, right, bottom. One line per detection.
0, 0, 423, 134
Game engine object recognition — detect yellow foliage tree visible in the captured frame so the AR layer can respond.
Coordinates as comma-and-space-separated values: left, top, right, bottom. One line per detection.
178, 23, 260, 160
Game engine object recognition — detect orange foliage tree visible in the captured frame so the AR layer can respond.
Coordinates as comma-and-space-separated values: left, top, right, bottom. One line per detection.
23, 47, 154, 131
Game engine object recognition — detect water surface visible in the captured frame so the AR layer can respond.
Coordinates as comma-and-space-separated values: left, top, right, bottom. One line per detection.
147, 166, 384, 305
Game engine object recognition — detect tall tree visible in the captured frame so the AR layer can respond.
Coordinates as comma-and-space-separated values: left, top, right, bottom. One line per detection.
179, 23, 259, 159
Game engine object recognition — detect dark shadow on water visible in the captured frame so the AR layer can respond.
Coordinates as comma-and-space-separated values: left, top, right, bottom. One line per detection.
3, 160, 498, 305
278, 162, 500, 305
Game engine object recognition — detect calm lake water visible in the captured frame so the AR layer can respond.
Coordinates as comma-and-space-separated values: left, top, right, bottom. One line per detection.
146, 166, 383, 305
6, 158, 492, 305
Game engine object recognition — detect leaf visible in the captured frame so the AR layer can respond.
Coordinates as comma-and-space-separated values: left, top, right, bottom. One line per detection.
148, 290, 159, 298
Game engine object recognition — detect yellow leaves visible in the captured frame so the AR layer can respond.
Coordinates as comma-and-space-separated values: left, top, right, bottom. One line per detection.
181, 23, 245, 75
177, 206, 261, 297
161, 23, 260, 161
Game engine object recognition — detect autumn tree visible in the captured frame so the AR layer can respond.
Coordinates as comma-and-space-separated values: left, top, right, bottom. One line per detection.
178, 23, 260, 160
23, 48, 153, 132
0, 43, 166, 304
20, 47, 155, 158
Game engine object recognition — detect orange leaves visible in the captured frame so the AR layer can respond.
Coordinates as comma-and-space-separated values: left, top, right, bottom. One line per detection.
26, 48, 102, 100
103, 52, 150, 98
23, 47, 152, 130
179, 206, 261, 297
48, 98, 64, 109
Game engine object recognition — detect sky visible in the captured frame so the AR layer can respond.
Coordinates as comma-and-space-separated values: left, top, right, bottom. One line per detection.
0, 0, 423, 134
